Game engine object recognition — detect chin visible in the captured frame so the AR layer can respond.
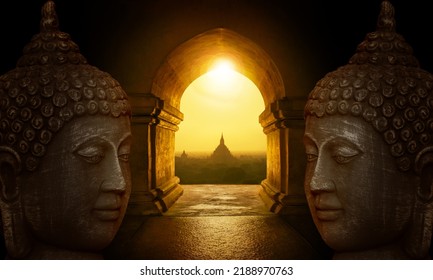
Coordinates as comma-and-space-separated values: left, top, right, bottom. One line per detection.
60, 223, 120, 252
317, 223, 359, 252
323, 232, 391, 255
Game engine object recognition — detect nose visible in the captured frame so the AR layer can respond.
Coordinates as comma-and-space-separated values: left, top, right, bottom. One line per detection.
100, 156, 127, 194
309, 175, 336, 194
308, 156, 336, 194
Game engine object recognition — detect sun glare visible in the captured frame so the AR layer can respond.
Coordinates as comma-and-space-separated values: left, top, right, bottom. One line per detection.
176, 62, 266, 155
205, 60, 239, 96
208, 60, 236, 78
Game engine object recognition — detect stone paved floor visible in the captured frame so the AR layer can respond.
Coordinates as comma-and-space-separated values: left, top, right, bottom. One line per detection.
104, 185, 331, 260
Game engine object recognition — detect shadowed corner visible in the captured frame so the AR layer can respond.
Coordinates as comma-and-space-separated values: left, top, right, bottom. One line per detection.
1, 232, 6, 259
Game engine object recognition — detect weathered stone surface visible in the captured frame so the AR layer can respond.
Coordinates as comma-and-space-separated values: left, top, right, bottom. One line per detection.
0, 1, 131, 259
304, 0, 433, 259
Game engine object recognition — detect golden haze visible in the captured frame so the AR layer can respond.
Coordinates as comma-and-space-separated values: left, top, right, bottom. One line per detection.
176, 61, 266, 155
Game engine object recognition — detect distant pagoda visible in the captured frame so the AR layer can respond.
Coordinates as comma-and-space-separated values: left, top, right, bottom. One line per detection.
210, 134, 235, 163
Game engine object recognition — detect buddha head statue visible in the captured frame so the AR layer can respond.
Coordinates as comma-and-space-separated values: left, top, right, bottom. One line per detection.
304, 0, 433, 259
0, 1, 132, 259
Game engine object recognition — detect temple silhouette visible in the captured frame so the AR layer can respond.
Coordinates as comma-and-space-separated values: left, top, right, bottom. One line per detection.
210, 134, 236, 163
175, 134, 265, 184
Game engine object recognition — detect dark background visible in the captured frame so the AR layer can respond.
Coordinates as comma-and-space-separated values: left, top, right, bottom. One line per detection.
0, 0, 432, 96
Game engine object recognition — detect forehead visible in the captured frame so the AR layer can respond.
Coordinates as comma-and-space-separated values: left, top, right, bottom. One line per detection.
304, 115, 376, 145
59, 115, 131, 146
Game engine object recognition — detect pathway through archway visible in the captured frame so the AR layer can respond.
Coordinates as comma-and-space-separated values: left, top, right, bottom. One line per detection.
127, 27, 307, 216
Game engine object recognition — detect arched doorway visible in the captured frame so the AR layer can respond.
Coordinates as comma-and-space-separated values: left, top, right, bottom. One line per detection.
176, 67, 266, 184
127, 28, 307, 215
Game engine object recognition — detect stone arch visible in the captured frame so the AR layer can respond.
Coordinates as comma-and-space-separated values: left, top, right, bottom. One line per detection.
151, 28, 285, 109
128, 28, 306, 215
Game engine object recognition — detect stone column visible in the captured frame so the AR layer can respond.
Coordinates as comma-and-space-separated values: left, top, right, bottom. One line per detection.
259, 97, 308, 215
127, 93, 184, 215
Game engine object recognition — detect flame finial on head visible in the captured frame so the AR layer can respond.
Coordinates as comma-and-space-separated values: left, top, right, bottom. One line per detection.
377, 0, 396, 32
347, 0, 418, 67
40, 1, 59, 32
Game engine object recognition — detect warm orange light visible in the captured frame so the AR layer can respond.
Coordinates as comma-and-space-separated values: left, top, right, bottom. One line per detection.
176, 63, 266, 155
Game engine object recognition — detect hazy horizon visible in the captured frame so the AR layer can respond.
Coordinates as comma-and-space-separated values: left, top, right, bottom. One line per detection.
175, 150, 266, 158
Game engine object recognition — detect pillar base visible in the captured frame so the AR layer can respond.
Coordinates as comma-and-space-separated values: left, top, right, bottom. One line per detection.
259, 179, 283, 213
126, 190, 162, 216
260, 179, 309, 215
153, 177, 184, 212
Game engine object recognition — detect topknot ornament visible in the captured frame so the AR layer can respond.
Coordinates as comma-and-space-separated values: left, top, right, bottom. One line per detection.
0, 1, 131, 172
17, 0, 86, 67
349, 0, 419, 67
40, 0, 59, 32
305, 0, 433, 172
377, 0, 396, 32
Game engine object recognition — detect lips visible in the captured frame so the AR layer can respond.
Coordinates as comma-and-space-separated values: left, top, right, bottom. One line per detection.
315, 209, 343, 221
313, 194, 343, 221
93, 195, 124, 221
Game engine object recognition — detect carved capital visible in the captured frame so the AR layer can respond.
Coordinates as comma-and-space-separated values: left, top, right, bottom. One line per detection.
129, 93, 183, 130
259, 97, 304, 134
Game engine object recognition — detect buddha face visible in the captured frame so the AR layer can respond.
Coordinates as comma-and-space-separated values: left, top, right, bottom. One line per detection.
19, 115, 132, 252
304, 115, 417, 253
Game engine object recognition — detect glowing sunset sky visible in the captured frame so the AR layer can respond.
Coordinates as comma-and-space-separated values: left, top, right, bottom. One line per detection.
175, 60, 266, 154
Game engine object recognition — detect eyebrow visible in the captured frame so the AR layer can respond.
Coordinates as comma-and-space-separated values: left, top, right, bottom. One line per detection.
71, 132, 132, 152
303, 133, 316, 145
326, 136, 363, 153
71, 136, 105, 153
118, 134, 133, 146
303, 132, 363, 151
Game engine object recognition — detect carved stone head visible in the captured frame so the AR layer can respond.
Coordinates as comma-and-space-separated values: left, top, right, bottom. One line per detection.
0, 1, 132, 259
304, 0, 433, 259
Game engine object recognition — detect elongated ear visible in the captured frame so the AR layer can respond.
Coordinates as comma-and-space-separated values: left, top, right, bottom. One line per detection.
406, 147, 433, 259
415, 147, 433, 201
0, 147, 32, 259
0, 147, 21, 203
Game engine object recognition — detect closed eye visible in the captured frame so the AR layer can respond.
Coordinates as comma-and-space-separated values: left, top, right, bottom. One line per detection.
72, 137, 107, 164
306, 153, 318, 162
118, 153, 129, 162
79, 154, 104, 164
75, 145, 105, 164
117, 134, 131, 163
332, 154, 357, 164
304, 134, 318, 163
331, 142, 362, 165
